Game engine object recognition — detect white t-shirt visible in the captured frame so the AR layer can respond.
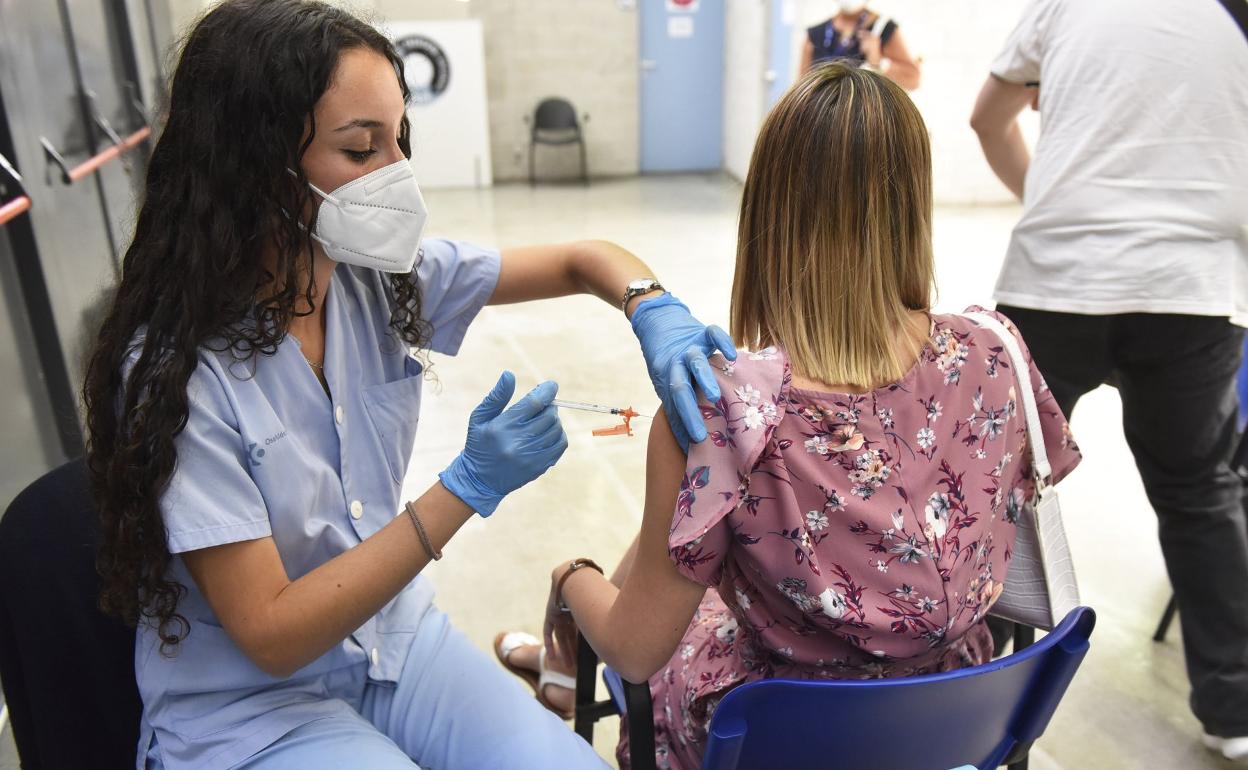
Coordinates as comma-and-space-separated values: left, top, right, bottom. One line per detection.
991, 0, 1248, 325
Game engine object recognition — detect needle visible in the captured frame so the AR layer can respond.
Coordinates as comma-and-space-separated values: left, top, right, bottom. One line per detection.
552, 399, 652, 419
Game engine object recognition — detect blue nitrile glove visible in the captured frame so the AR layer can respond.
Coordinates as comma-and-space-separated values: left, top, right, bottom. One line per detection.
439, 371, 569, 516
630, 293, 738, 450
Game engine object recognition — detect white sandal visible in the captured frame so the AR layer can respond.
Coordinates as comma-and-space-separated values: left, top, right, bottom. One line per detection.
493, 631, 576, 720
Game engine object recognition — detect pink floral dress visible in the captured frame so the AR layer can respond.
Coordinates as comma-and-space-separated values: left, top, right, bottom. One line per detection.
618, 308, 1082, 770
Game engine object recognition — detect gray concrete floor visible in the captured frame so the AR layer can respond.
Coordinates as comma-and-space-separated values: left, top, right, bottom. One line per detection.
1, 174, 1240, 768
1, 708, 15, 770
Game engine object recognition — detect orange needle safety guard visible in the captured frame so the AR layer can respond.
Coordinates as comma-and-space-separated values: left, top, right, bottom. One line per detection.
551, 399, 650, 438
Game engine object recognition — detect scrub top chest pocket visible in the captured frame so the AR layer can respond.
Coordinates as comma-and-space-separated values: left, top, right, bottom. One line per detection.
362, 353, 425, 485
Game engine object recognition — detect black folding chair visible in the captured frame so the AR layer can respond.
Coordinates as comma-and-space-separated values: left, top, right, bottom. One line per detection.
527, 97, 589, 186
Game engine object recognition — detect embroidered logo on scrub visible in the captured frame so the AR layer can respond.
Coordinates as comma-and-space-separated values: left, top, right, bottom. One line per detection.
247, 431, 288, 467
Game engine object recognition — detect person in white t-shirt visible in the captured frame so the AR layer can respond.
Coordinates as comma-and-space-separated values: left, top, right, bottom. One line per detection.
970, 0, 1248, 760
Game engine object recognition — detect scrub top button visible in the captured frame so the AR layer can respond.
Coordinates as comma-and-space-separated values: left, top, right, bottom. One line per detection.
370, 647, 380, 666
335, 405, 344, 425
350, 500, 364, 519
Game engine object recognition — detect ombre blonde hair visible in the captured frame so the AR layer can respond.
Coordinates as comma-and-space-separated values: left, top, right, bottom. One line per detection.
731, 63, 934, 389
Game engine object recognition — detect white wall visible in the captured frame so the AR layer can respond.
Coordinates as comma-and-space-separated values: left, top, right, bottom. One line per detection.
164, 1, 640, 183
723, 0, 770, 183
380, 0, 640, 182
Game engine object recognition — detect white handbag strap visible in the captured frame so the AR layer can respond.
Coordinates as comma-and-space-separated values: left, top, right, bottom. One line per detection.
963, 312, 1052, 484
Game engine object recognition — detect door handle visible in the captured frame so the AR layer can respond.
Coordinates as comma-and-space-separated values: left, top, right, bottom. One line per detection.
86, 90, 125, 148
0, 152, 31, 226
41, 128, 151, 185
763, 69, 778, 83
41, 81, 154, 186
125, 81, 152, 129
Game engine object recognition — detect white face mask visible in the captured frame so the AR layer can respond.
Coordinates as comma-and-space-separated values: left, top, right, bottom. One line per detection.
306, 159, 428, 274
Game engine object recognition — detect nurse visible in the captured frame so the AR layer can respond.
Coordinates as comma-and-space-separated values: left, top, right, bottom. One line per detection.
80, 2, 733, 769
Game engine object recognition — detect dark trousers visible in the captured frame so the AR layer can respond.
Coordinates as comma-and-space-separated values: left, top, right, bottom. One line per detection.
996, 305, 1248, 736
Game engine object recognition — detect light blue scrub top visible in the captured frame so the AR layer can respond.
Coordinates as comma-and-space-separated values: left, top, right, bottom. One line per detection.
134, 239, 501, 770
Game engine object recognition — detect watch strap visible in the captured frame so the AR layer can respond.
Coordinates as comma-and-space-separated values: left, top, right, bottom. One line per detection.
556, 558, 605, 612
621, 279, 664, 311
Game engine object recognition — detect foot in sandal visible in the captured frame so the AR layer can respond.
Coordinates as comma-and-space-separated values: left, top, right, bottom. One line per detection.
494, 631, 576, 719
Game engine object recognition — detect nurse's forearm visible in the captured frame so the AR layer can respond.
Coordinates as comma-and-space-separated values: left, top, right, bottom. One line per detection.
222, 483, 472, 679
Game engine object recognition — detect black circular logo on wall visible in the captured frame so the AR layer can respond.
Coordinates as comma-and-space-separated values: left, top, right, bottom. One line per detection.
396, 34, 451, 105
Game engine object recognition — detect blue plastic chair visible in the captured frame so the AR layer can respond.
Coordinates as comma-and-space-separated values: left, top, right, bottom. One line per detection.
574, 607, 1096, 770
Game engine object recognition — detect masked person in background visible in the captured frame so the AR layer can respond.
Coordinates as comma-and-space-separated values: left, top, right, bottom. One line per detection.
799, 2, 921, 91
81, 1, 735, 768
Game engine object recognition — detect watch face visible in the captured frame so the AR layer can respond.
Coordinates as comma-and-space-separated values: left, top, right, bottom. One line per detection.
629, 279, 654, 291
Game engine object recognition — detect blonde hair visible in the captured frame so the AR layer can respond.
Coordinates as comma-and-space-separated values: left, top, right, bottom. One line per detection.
730, 63, 934, 389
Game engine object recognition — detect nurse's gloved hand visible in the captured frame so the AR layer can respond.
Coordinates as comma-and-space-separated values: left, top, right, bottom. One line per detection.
631, 293, 738, 451
439, 371, 568, 517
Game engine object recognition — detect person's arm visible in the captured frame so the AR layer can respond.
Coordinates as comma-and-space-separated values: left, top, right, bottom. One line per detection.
798, 39, 814, 78
490, 240, 662, 319
551, 409, 707, 683
970, 74, 1035, 201
184, 373, 565, 679
183, 482, 472, 678
490, 240, 737, 448
877, 28, 921, 91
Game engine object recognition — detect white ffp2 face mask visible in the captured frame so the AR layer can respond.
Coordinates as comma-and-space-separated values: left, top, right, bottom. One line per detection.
307, 159, 428, 274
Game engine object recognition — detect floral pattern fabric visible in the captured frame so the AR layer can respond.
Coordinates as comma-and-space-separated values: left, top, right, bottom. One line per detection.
618, 308, 1081, 770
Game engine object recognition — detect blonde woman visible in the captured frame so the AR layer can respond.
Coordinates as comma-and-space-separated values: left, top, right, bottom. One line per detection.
497, 64, 1081, 770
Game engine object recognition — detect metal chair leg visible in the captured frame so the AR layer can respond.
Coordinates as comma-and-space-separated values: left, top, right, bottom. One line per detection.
1153, 595, 1178, 642
624, 678, 657, 770
578, 136, 588, 186
574, 634, 615, 742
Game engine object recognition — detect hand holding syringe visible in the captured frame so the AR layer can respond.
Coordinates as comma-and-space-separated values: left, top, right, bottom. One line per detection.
552, 399, 652, 437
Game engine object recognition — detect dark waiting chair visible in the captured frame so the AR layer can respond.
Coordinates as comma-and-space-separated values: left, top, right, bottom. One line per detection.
575, 607, 1097, 770
0, 459, 142, 768
527, 97, 589, 186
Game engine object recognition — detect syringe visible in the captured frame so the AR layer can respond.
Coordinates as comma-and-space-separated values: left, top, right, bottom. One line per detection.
552, 399, 652, 419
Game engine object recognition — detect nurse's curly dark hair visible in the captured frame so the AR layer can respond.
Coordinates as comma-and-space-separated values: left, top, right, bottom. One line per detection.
82, 0, 427, 651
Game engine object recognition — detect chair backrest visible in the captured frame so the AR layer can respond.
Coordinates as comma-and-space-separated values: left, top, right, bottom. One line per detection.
532, 97, 580, 134
0, 458, 141, 768
702, 607, 1096, 770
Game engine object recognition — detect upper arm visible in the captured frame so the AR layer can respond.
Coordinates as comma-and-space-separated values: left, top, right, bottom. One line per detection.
182, 537, 292, 668
609, 410, 707, 679
149, 356, 292, 672
970, 74, 1034, 134
799, 39, 813, 74
880, 29, 921, 90
490, 244, 581, 305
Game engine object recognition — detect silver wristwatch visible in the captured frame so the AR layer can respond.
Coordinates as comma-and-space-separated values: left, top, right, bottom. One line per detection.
621, 278, 665, 311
